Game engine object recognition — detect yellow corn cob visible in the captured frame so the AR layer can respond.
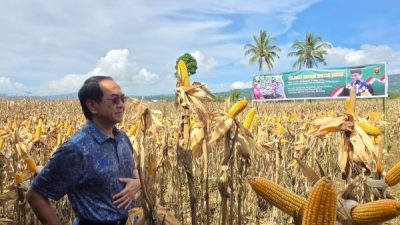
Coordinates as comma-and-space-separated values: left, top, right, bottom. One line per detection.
177, 59, 190, 87
345, 98, 352, 115
15, 172, 25, 184
67, 125, 74, 137
25, 156, 37, 173
385, 161, 400, 186
243, 108, 256, 129
0, 139, 4, 149
372, 135, 381, 145
275, 123, 285, 133
34, 124, 42, 141
249, 177, 307, 217
351, 199, 400, 225
17, 143, 27, 157
302, 177, 337, 225
227, 100, 248, 119
190, 117, 196, 129
250, 114, 258, 130
11, 120, 17, 130
63, 120, 69, 131
356, 117, 381, 136
57, 132, 62, 146
128, 123, 139, 136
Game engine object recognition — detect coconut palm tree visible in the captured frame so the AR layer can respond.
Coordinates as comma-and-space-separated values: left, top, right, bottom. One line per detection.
244, 30, 281, 71
288, 32, 332, 69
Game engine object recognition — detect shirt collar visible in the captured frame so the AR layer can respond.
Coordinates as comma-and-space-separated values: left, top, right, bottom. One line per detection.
86, 120, 122, 143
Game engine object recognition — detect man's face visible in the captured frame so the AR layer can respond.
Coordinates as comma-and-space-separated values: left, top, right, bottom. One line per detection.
96, 79, 126, 125
351, 72, 362, 82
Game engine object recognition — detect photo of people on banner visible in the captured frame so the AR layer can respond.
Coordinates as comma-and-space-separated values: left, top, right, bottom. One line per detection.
330, 65, 386, 97
253, 75, 285, 100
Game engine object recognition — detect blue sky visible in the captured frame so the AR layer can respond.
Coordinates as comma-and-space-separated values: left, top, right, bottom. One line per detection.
1, 0, 399, 96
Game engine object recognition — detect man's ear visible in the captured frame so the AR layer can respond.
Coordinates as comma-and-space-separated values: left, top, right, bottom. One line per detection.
86, 99, 99, 115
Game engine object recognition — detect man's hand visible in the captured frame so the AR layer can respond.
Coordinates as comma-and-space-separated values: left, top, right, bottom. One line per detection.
113, 178, 141, 209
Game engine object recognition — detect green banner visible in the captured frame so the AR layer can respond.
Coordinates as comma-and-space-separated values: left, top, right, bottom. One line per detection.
252, 64, 387, 101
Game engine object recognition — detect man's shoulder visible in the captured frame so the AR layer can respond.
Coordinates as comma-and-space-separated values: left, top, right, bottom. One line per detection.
115, 129, 130, 142
62, 127, 92, 149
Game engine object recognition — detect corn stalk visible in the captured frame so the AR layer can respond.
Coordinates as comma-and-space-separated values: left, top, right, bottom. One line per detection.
178, 108, 197, 225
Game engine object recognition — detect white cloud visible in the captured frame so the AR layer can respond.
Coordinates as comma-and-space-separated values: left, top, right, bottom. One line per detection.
132, 69, 159, 84
231, 81, 252, 89
42, 49, 161, 95
0, 77, 24, 93
45, 74, 89, 95
191, 50, 217, 72
326, 44, 400, 74
93, 49, 136, 79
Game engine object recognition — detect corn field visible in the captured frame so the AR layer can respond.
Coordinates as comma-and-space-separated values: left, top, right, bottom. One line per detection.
1, 95, 400, 225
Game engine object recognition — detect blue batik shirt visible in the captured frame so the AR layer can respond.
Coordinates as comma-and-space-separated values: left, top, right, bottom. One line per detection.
32, 120, 135, 222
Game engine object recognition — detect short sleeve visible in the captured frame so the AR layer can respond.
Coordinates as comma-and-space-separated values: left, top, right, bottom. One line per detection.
31, 144, 84, 200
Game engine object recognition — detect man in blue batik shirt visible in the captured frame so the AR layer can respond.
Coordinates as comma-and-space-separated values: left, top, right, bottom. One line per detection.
26, 76, 141, 225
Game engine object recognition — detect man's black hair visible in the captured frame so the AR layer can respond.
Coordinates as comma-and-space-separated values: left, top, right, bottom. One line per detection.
350, 68, 362, 75
78, 76, 113, 120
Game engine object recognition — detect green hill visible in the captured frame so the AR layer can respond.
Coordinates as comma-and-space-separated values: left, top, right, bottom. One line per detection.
389, 74, 400, 92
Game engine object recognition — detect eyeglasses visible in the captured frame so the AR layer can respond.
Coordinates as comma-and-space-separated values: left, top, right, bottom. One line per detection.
102, 95, 128, 105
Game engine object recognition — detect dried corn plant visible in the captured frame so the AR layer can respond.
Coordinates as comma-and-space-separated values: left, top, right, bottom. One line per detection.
0, 94, 400, 225
127, 98, 180, 225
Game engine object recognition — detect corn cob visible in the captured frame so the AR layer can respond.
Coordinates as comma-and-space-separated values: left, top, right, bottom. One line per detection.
302, 177, 337, 225
345, 98, 352, 115
63, 120, 69, 131
227, 100, 248, 119
177, 59, 190, 87
0, 139, 4, 149
243, 108, 256, 129
25, 156, 37, 173
57, 132, 62, 146
351, 199, 400, 225
250, 114, 258, 130
356, 117, 381, 136
34, 124, 42, 141
67, 125, 74, 137
385, 161, 400, 186
15, 172, 25, 184
249, 177, 307, 217
128, 122, 139, 136
372, 135, 381, 145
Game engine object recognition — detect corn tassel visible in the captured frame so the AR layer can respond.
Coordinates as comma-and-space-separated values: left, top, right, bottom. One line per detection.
243, 108, 256, 129
302, 177, 337, 225
249, 177, 306, 217
227, 100, 248, 119
385, 161, 400, 186
351, 199, 400, 225
177, 59, 190, 87
25, 156, 37, 173
356, 117, 381, 136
